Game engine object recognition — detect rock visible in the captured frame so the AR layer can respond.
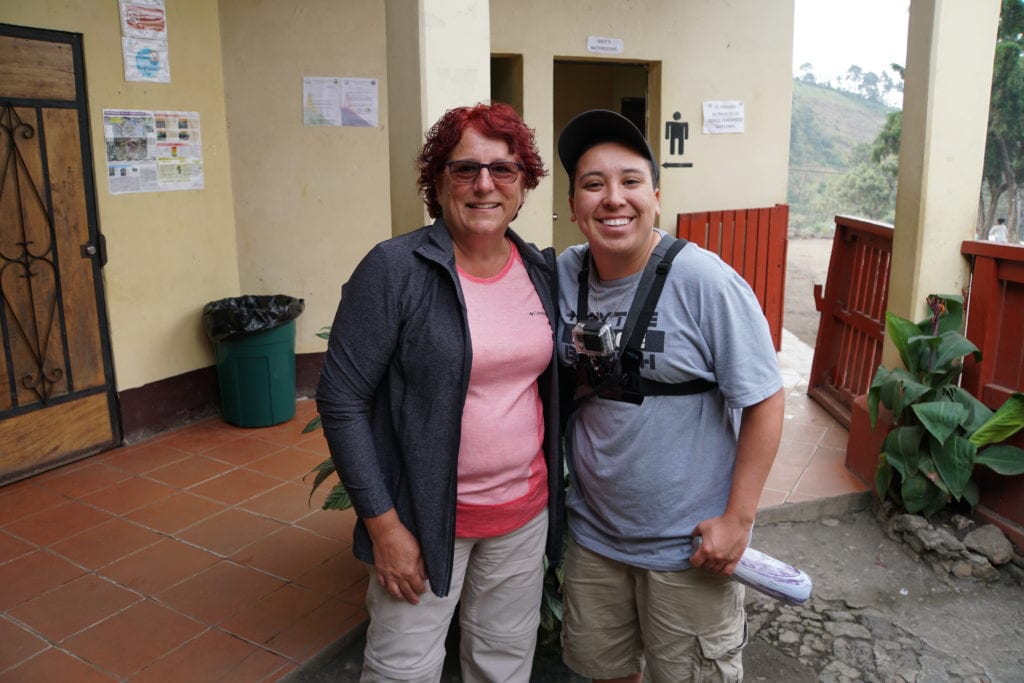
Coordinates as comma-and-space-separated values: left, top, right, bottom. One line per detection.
949, 513, 975, 534
825, 622, 872, 640
913, 526, 965, 555
824, 609, 855, 622
779, 629, 801, 644
952, 561, 974, 578
964, 524, 1014, 565
822, 517, 840, 527
972, 562, 1001, 582
891, 513, 930, 534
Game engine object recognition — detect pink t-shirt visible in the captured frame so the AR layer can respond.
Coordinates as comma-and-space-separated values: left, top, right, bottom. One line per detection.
455, 242, 551, 538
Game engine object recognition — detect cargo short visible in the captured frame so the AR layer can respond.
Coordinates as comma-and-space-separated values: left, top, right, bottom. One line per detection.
561, 537, 747, 682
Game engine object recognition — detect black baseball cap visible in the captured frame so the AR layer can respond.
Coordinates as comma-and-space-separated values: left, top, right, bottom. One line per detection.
557, 109, 659, 184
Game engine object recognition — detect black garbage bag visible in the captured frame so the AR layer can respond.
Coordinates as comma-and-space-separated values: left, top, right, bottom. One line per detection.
202, 294, 304, 342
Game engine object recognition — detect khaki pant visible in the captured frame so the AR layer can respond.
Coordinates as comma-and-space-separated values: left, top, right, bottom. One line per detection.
360, 510, 547, 682
562, 538, 746, 682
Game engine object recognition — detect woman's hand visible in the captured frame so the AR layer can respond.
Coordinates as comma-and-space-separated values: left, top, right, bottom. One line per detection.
364, 510, 428, 604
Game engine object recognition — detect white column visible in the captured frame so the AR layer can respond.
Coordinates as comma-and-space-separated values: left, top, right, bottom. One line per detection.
884, 0, 1001, 366
386, 0, 491, 235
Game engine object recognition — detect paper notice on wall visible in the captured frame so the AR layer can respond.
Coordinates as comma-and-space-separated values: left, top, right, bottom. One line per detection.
123, 37, 170, 83
119, 0, 167, 39
340, 78, 378, 127
103, 109, 204, 194
702, 100, 745, 134
303, 76, 379, 127
303, 77, 344, 126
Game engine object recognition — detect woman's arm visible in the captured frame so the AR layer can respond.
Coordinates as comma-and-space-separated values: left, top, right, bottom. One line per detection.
316, 247, 428, 603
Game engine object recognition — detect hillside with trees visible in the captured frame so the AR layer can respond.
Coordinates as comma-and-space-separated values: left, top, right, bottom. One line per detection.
790, 0, 1024, 241
788, 78, 897, 236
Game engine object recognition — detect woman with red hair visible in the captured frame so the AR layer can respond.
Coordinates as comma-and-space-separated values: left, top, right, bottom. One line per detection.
317, 102, 562, 681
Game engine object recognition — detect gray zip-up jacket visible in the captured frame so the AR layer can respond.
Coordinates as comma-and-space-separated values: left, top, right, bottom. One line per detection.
316, 219, 563, 597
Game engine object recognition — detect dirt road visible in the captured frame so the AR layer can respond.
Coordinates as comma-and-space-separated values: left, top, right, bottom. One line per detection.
784, 236, 833, 347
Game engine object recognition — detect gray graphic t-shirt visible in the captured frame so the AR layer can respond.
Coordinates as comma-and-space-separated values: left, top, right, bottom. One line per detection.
557, 230, 782, 571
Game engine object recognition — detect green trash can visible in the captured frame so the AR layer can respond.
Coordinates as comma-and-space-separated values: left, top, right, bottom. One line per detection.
214, 319, 297, 427
202, 294, 304, 428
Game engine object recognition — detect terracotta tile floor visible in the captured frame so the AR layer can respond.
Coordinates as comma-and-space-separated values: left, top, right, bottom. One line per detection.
0, 329, 864, 681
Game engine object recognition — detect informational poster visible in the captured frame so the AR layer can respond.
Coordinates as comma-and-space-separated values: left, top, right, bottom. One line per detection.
118, 0, 167, 39
119, 0, 170, 82
303, 76, 379, 127
103, 109, 204, 194
702, 100, 745, 134
303, 77, 344, 126
122, 37, 170, 83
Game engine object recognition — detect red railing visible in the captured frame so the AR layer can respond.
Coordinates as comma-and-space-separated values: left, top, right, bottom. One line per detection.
808, 216, 894, 428
961, 240, 1024, 407
959, 240, 1024, 540
676, 204, 788, 351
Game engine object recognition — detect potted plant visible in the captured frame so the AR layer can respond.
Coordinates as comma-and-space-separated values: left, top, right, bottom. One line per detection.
867, 294, 1024, 516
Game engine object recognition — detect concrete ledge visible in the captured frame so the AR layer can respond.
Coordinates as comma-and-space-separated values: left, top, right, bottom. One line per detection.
755, 491, 873, 526
279, 620, 368, 683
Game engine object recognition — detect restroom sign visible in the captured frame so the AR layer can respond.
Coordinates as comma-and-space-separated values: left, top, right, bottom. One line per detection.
702, 100, 745, 134
587, 36, 623, 55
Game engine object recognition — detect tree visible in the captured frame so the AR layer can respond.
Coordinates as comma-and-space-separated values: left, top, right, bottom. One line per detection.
799, 62, 816, 84
828, 145, 898, 223
980, 0, 1024, 241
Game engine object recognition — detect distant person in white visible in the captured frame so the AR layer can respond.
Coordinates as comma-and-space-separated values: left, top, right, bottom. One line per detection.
988, 217, 1008, 243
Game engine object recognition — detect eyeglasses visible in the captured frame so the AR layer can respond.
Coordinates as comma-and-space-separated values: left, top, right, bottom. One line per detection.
445, 160, 524, 184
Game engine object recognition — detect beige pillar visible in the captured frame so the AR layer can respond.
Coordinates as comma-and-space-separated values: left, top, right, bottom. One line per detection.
884, 0, 1000, 366
386, 0, 491, 236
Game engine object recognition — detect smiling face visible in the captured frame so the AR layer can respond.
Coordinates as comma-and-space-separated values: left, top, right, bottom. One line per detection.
569, 141, 661, 278
436, 127, 526, 246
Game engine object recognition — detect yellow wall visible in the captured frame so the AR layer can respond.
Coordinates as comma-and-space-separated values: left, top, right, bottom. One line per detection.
1, 0, 240, 391
1, 0, 797, 403
491, 0, 795, 246
218, 1, 392, 352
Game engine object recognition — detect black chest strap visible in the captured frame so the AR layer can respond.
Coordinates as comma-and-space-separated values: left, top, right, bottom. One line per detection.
576, 234, 718, 400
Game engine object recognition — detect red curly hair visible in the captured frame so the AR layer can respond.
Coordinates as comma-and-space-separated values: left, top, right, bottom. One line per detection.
417, 102, 547, 219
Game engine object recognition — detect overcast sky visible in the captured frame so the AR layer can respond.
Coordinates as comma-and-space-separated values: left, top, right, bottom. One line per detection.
792, 0, 910, 80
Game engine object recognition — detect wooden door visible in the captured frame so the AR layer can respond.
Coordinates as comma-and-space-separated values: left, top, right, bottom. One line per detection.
0, 24, 119, 484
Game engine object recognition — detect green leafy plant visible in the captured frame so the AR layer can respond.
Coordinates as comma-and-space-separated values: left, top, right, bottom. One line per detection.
303, 326, 353, 512
868, 294, 1024, 516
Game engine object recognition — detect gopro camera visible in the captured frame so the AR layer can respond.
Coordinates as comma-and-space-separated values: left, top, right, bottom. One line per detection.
572, 320, 617, 359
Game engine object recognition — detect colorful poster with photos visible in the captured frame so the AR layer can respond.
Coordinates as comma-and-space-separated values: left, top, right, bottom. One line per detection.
103, 109, 203, 194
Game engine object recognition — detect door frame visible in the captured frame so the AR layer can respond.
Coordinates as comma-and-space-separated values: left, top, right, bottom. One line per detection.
552, 58, 659, 254
0, 22, 120, 483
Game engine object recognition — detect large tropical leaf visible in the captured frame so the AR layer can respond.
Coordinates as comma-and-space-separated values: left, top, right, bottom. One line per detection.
888, 370, 932, 422
963, 480, 980, 509
875, 455, 894, 500
946, 386, 993, 435
900, 473, 946, 514
881, 426, 924, 478
886, 311, 925, 373
867, 365, 891, 428
969, 393, 1024, 446
928, 331, 980, 376
911, 401, 968, 444
974, 444, 1024, 475
929, 434, 975, 499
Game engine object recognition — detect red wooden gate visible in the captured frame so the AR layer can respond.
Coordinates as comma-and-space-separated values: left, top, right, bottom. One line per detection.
676, 204, 788, 351
808, 216, 893, 427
